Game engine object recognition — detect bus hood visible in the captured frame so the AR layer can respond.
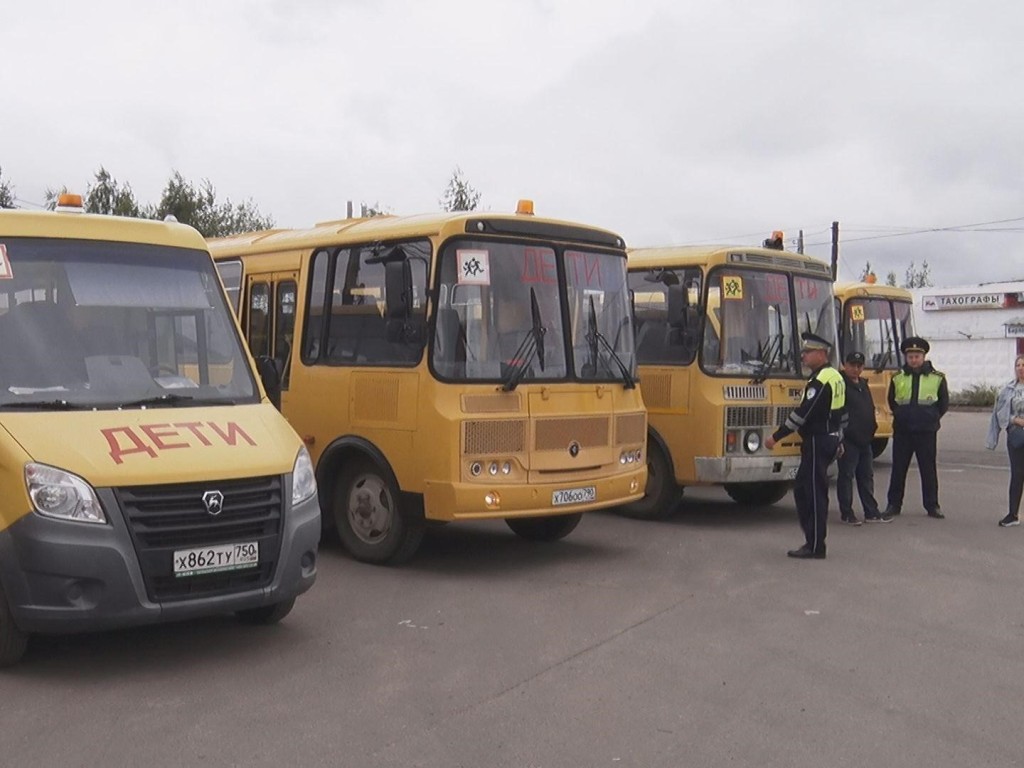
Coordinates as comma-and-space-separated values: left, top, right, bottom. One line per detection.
0, 404, 302, 487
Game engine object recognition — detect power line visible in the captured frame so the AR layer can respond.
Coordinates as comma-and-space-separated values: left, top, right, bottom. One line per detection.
805, 215, 1024, 248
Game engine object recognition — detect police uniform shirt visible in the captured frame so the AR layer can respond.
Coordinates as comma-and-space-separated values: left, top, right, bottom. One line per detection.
772, 364, 846, 441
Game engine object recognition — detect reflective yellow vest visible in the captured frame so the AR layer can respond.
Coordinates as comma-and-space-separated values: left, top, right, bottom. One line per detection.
814, 366, 846, 412
892, 370, 942, 405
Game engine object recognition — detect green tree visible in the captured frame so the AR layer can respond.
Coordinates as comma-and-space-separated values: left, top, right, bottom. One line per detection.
885, 271, 897, 286
859, 260, 875, 282
43, 186, 69, 211
0, 166, 15, 208
439, 166, 481, 212
902, 260, 933, 288
150, 171, 273, 237
360, 201, 391, 218
85, 167, 142, 217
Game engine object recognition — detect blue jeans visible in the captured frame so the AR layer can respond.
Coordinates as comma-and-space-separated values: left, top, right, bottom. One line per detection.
837, 440, 880, 518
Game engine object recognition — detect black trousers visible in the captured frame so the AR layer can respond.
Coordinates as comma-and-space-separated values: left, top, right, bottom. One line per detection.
794, 434, 841, 552
1009, 440, 1024, 518
837, 439, 880, 518
887, 430, 939, 513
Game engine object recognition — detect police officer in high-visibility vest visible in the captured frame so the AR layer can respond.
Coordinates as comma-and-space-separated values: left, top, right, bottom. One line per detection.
885, 336, 949, 519
766, 332, 846, 559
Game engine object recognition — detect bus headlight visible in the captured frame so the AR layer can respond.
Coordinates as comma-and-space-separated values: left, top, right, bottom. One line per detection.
470, 462, 483, 477
292, 446, 317, 506
489, 462, 499, 476
501, 462, 512, 475
744, 431, 762, 454
25, 463, 105, 524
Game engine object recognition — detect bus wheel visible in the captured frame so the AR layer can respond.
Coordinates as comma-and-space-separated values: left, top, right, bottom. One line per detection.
333, 459, 425, 565
506, 513, 582, 541
724, 481, 791, 506
617, 441, 679, 520
0, 583, 29, 668
871, 438, 889, 458
235, 598, 295, 625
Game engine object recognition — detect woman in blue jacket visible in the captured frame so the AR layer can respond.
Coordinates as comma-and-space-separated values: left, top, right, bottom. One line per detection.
986, 355, 1024, 527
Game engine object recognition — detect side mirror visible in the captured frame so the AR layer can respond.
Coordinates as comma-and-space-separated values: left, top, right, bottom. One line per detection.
255, 355, 282, 410
385, 259, 413, 321
667, 285, 687, 329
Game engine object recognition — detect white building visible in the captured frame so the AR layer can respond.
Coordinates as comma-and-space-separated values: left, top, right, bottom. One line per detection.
908, 280, 1024, 392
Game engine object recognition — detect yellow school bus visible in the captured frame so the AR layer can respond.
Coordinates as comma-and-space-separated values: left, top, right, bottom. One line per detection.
209, 202, 646, 564
0, 197, 320, 666
623, 243, 838, 518
834, 281, 915, 457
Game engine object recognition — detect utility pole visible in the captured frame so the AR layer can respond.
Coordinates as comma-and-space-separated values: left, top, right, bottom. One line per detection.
797, 229, 804, 254
830, 221, 839, 281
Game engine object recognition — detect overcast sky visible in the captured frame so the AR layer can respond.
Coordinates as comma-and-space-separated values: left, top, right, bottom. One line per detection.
3, 0, 1023, 286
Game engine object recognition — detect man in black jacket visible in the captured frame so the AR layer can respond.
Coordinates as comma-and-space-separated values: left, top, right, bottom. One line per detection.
837, 352, 892, 524
885, 336, 950, 518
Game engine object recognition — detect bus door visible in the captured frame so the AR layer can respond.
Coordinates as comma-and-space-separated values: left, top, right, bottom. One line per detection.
244, 272, 298, 407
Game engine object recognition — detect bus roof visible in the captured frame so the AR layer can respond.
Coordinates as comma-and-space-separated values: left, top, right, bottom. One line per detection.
207, 210, 626, 257
627, 244, 832, 277
0, 208, 208, 250
834, 281, 913, 301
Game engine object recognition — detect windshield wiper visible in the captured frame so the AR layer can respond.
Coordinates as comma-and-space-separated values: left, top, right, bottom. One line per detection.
875, 322, 894, 373
752, 304, 785, 384
751, 338, 781, 385
1, 399, 91, 411
114, 393, 226, 409
501, 288, 546, 392
586, 296, 636, 389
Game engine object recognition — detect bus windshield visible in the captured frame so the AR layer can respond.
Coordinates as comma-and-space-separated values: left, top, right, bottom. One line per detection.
702, 268, 837, 378
0, 239, 258, 409
843, 298, 915, 371
433, 241, 636, 385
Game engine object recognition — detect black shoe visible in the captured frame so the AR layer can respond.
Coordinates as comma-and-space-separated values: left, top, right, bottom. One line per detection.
884, 506, 901, 516
864, 513, 893, 523
840, 515, 863, 526
999, 515, 1020, 527
926, 509, 945, 519
787, 545, 826, 559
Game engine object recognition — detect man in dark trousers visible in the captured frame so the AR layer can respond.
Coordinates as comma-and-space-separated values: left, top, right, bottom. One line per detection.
766, 332, 847, 559
837, 351, 892, 525
885, 336, 949, 518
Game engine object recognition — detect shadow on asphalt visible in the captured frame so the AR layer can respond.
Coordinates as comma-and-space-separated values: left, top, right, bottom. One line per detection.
598, 494, 795, 531
319, 520, 630, 577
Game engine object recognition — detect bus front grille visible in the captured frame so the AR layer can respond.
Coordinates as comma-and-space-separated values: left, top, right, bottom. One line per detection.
725, 406, 774, 428
464, 419, 528, 454
535, 416, 610, 451
115, 475, 284, 603
616, 412, 647, 445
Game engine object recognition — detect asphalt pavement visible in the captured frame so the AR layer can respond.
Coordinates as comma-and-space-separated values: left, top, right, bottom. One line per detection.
2, 409, 1021, 768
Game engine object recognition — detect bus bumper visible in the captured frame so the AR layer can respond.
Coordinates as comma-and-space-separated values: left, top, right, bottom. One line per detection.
0, 490, 320, 635
423, 468, 647, 521
694, 455, 800, 484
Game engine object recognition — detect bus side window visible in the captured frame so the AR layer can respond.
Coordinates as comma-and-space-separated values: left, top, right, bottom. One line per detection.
274, 281, 296, 388
322, 244, 427, 367
248, 282, 271, 358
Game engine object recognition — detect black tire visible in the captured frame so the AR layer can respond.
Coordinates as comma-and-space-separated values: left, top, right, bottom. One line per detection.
871, 438, 889, 459
333, 459, 425, 565
0, 583, 29, 668
617, 439, 680, 520
505, 513, 582, 541
235, 598, 295, 625
724, 481, 792, 506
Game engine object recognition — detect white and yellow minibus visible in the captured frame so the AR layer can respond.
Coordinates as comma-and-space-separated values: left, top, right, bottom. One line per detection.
623, 242, 838, 518
0, 197, 319, 666
210, 202, 647, 564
